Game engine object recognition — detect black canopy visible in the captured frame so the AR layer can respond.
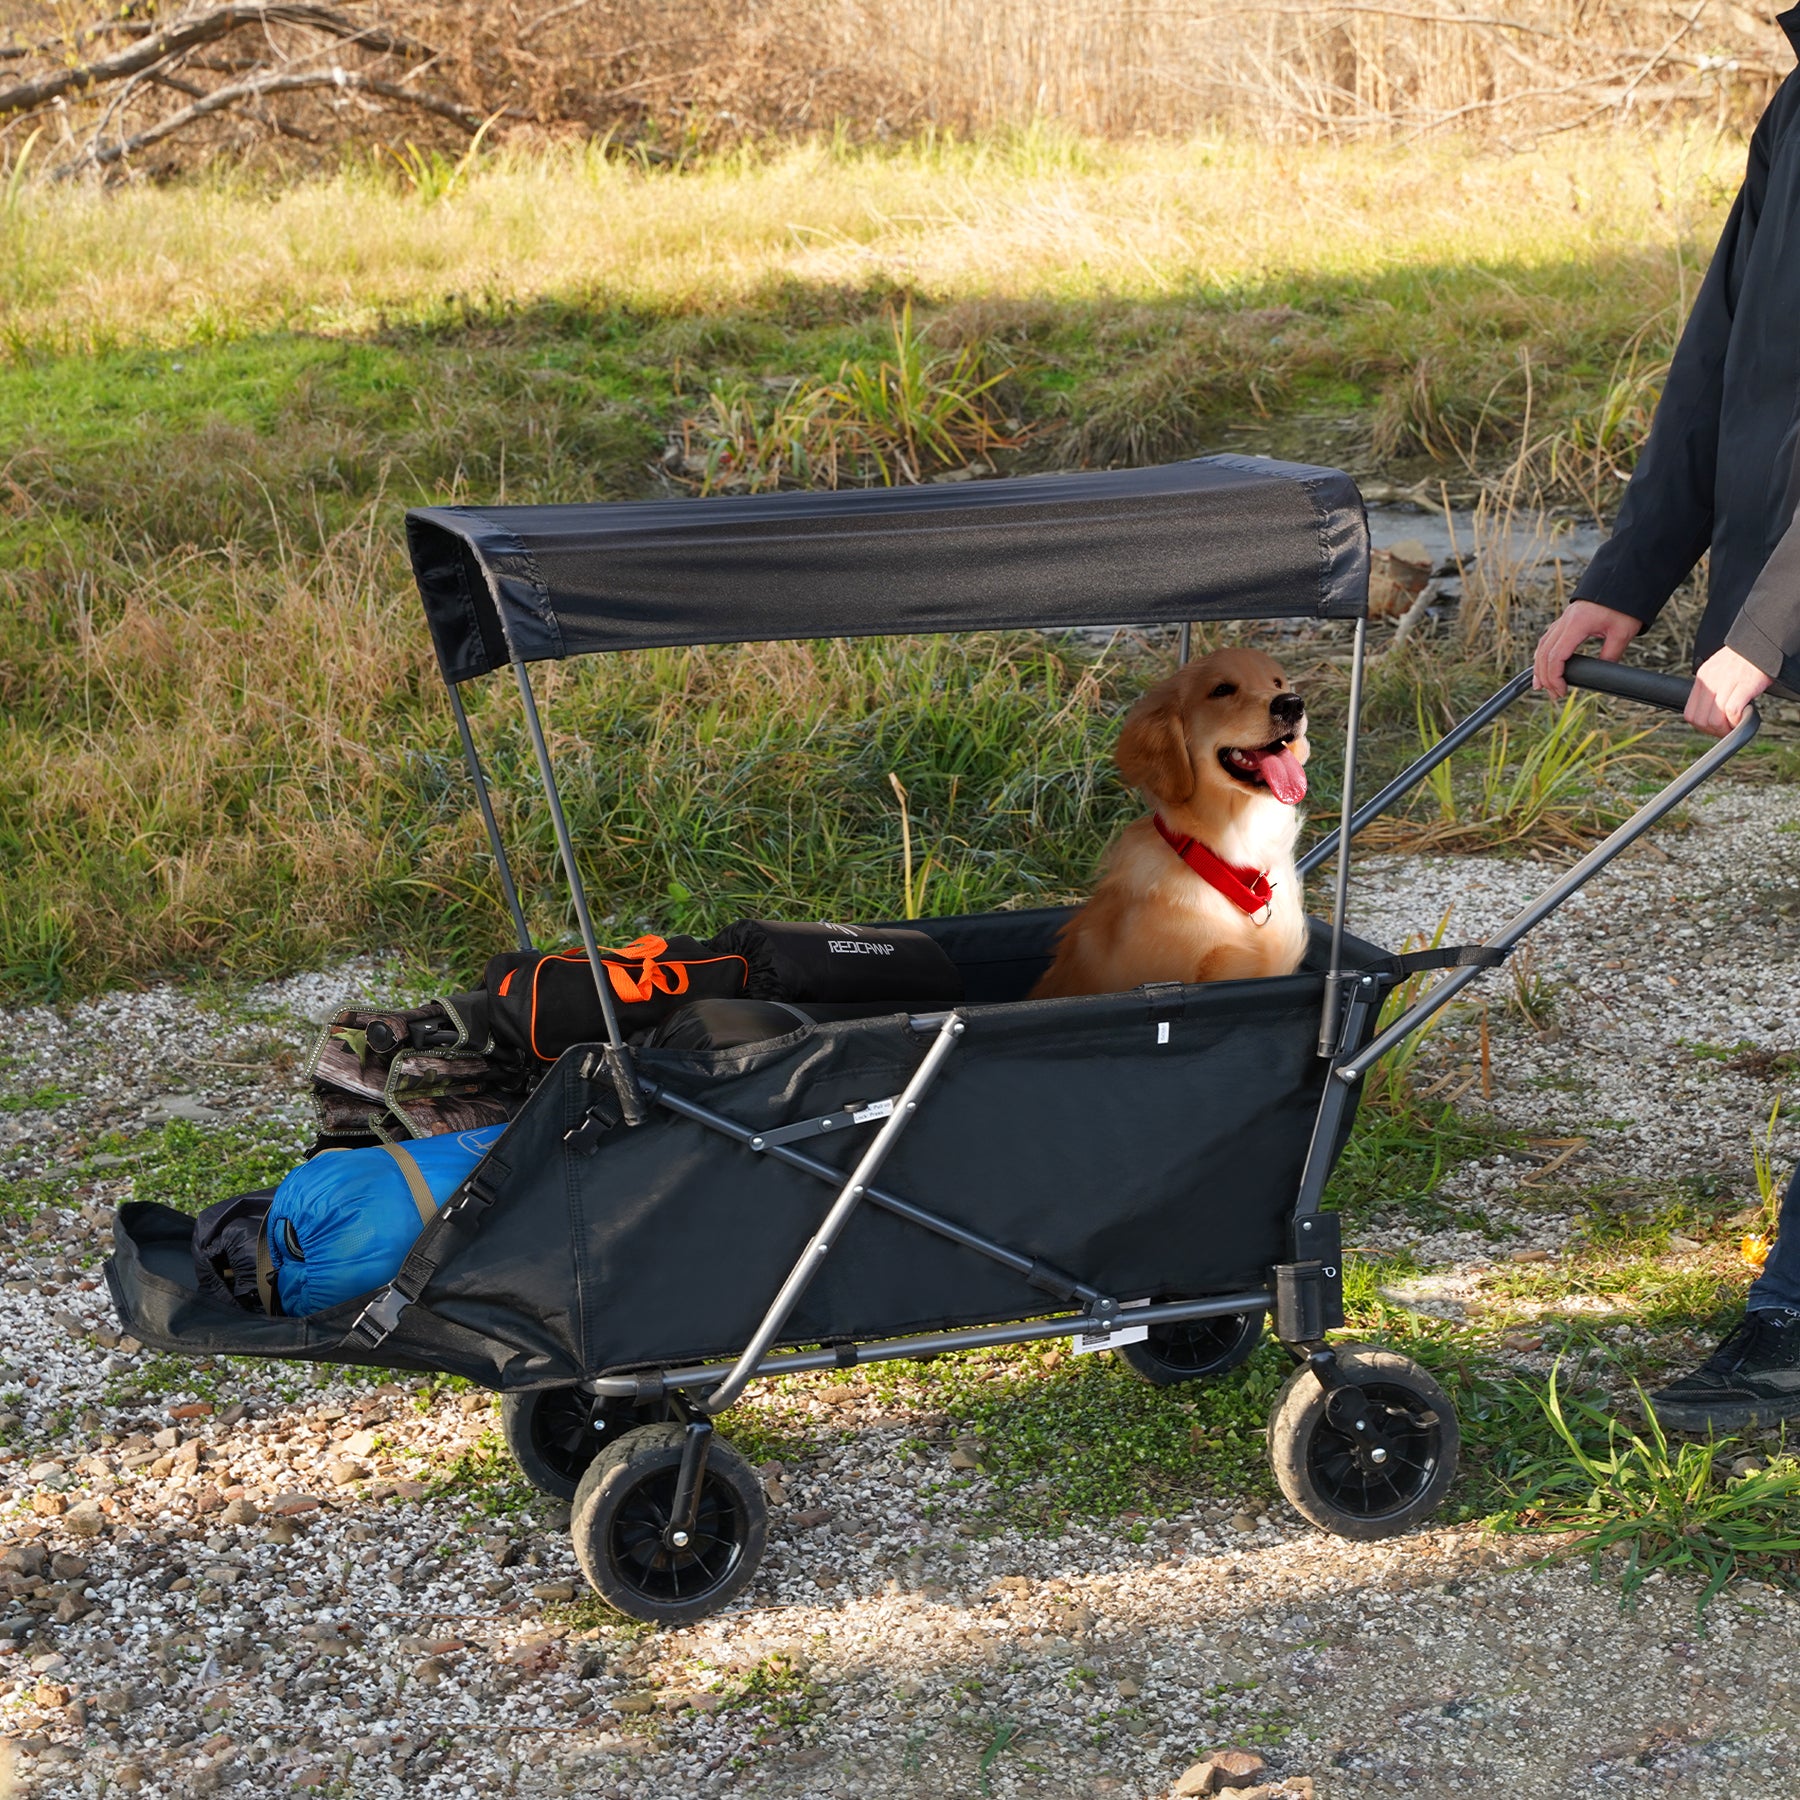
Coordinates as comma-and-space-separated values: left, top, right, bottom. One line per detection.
406, 454, 1368, 682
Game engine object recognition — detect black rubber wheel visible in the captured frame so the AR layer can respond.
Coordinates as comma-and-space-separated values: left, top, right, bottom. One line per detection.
501, 1387, 661, 1502
571, 1424, 768, 1626
1268, 1345, 1458, 1540
1114, 1309, 1265, 1386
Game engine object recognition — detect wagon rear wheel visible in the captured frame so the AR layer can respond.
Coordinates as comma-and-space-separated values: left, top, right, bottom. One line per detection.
501, 1387, 661, 1502
1268, 1345, 1457, 1540
1115, 1309, 1264, 1387
571, 1424, 768, 1626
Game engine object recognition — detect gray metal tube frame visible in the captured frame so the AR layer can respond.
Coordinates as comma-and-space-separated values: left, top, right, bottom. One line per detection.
693, 1012, 968, 1414
1335, 700, 1761, 1084
1294, 974, 1382, 1215
1299, 668, 1535, 880
586, 1288, 1274, 1400
1317, 617, 1367, 1055
509, 658, 633, 1058
444, 679, 533, 952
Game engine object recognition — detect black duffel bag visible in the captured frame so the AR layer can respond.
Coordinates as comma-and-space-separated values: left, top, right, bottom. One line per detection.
483, 923, 962, 1062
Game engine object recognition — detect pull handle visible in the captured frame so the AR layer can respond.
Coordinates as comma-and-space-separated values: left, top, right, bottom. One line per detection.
1561, 654, 1694, 716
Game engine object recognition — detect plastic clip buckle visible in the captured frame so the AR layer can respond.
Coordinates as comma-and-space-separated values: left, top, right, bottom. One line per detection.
350, 1286, 410, 1348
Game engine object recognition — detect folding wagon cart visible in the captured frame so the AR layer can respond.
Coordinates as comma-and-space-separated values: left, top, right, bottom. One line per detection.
107, 456, 1761, 1624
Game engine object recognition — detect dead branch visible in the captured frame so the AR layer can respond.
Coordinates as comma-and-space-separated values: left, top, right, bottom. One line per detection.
0, 4, 432, 122
60, 65, 486, 173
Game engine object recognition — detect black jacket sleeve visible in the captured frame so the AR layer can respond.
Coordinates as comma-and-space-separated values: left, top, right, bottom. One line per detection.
1573, 113, 1776, 625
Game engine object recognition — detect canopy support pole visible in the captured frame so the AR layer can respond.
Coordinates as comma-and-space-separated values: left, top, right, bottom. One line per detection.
445, 679, 532, 953
511, 658, 645, 1122
1317, 616, 1365, 1057
1177, 622, 1192, 665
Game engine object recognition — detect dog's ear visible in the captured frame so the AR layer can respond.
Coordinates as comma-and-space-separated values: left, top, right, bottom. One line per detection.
1115, 678, 1194, 802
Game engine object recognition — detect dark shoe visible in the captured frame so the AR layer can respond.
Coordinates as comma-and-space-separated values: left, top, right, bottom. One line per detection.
1648, 1308, 1800, 1432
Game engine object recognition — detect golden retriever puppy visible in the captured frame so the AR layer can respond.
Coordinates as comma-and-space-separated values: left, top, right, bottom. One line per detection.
1031, 647, 1309, 997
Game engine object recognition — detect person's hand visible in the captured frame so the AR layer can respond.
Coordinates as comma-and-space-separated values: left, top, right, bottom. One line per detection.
1532, 600, 1643, 697
1687, 646, 1771, 736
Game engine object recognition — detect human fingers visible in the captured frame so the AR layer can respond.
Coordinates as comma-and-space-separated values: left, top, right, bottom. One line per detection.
1684, 681, 1730, 737
1532, 614, 1582, 696
1598, 613, 1642, 661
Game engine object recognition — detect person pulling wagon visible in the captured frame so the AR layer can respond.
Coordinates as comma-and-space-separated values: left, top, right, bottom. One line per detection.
1534, 6, 1800, 1431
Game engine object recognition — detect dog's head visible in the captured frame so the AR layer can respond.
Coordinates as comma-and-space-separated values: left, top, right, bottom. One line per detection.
1115, 647, 1309, 814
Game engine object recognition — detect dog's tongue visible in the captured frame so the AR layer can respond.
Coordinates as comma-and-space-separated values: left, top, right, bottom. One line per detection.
1250, 745, 1308, 804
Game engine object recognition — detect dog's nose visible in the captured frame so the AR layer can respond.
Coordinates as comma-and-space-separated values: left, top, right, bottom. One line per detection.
1270, 691, 1306, 727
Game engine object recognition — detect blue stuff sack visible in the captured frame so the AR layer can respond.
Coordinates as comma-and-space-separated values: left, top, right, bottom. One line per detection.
266, 1125, 505, 1317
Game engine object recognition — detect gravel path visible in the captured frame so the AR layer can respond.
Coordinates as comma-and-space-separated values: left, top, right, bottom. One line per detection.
2, 780, 1798, 1799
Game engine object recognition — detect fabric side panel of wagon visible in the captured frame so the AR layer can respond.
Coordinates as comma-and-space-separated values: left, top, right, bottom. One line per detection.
406, 456, 1368, 680
376, 966, 1371, 1383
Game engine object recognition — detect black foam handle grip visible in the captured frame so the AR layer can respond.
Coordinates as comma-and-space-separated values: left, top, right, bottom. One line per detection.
1561, 654, 1694, 715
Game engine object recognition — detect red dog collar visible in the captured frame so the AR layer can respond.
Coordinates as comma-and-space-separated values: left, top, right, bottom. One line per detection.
1153, 815, 1275, 923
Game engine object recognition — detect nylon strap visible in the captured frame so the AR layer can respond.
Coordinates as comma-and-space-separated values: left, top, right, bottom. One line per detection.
1385, 944, 1511, 976
349, 1156, 509, 1347
381, 1142, 439, 1227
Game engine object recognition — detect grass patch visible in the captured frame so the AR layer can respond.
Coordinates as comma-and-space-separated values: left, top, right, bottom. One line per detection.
424, 1427, 540, 1518
1360, 690, 1676, 855
127, 1119, 308, 1214
0, 127, 1746, 1000
929, 1345, 1288, 1525
0, 1085, 81, 1113
1494, 1369, 1800, 1612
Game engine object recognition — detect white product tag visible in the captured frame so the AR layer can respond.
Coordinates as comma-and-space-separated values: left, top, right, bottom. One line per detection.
1072, 1297, 1151, 1355
851, 1098, 896, 1124
1156, 1021, 1171, 1045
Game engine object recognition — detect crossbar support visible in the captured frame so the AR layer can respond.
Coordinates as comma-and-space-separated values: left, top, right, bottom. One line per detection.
694, 1013, 968, 1414
585, 1289, 1275, 1400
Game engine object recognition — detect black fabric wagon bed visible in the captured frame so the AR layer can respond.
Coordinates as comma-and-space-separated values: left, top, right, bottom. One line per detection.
106, 911, 1394, 1387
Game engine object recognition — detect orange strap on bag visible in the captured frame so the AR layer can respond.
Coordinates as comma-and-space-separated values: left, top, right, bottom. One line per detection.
596, 936, 690, 1003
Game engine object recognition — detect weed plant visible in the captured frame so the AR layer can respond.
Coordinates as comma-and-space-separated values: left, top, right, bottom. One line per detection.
1498, 1367, 1800, 1610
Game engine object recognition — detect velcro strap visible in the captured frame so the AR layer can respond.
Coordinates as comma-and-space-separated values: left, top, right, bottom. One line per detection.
1385, 944, 1512, 977
254, 1223, 280, 1317
381, 1142, 439, 1228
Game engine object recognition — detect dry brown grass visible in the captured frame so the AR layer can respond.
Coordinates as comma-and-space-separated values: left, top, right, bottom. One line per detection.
0, 1, 1789, 176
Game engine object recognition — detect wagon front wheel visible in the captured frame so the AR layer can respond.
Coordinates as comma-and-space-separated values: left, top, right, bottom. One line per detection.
1268, 1345, 1458, 1540
501, 1387, 662, 1502
571, 1424, 768, 1626
1115, 1309, 1265, 1387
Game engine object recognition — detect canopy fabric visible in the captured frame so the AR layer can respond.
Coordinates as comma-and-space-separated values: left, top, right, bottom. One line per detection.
406, 455, 1369, 682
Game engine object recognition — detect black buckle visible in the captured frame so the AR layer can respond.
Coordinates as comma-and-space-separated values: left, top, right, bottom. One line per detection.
350, 1286, 410, 1347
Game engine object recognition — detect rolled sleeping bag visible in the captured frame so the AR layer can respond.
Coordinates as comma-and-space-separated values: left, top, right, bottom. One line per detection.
718, 921, 964, 1007
264, 1124, 506, 1316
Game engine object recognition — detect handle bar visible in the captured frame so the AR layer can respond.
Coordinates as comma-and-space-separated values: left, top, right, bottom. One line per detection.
1561, 653, 1693, 715
1330, 671, 1761, 1083
1302, 656, 1705, 880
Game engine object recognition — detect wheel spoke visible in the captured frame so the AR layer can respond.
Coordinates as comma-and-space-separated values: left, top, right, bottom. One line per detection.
1304, 1378, 1443, 1520
605, 1466, 747, 1605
